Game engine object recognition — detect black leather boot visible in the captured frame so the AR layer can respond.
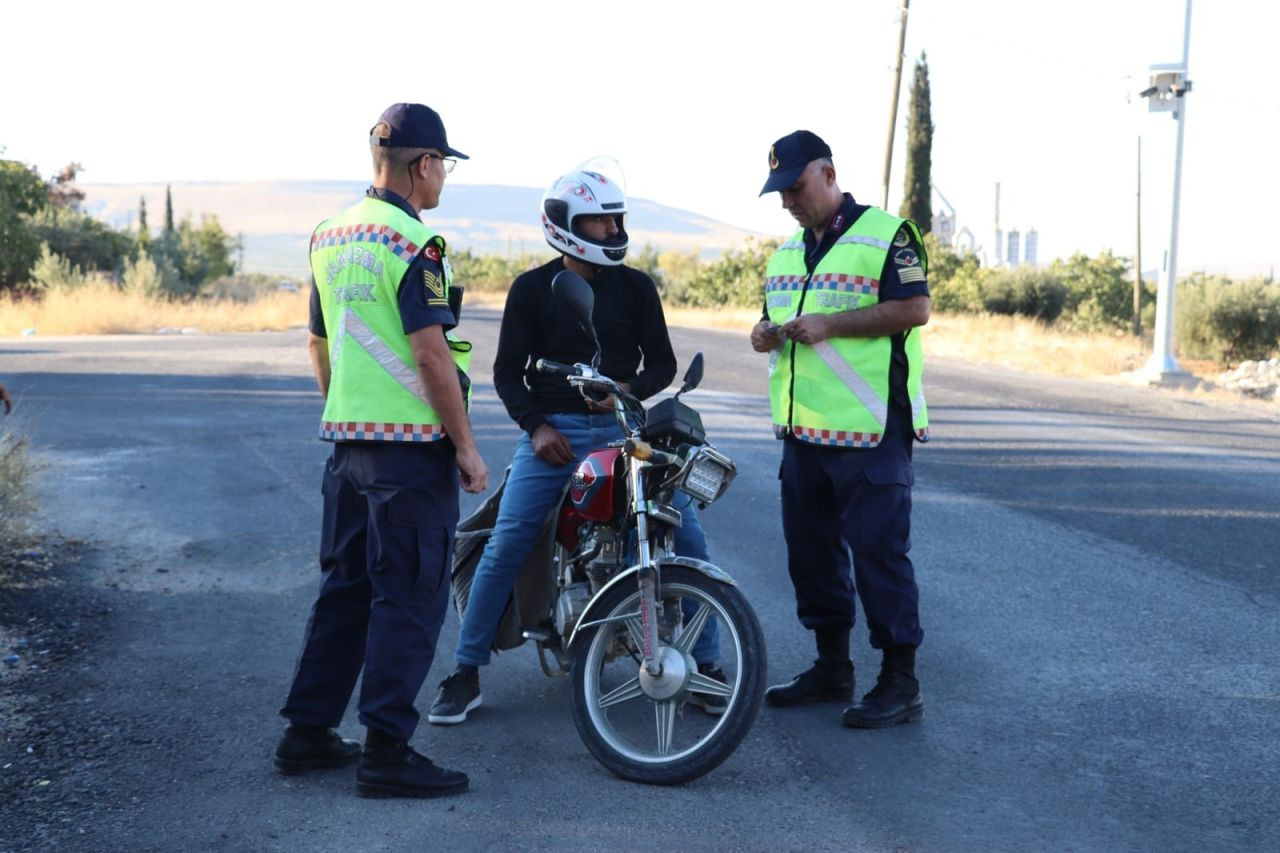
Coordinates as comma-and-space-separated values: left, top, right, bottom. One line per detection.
274, 724, 361, 775
765, 658, 855, 706
842, 645, 924, 729
355, 729, 469, 799
766, 627, 855, 707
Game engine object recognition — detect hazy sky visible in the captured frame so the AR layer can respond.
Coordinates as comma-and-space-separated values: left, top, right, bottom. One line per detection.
3, 0, 1275, 275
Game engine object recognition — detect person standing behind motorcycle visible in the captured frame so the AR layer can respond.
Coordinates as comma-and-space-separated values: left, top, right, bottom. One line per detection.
428, 165, 725, 724
275, 103, 487, 798
751, 130, 931, 729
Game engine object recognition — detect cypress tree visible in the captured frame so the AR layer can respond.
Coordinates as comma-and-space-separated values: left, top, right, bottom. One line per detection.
899, 52, 933, 233
164, 185, 174, 234
137, 196, 150, 247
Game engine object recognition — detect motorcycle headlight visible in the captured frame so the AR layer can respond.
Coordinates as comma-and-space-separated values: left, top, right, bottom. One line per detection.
674, 446, 736, 506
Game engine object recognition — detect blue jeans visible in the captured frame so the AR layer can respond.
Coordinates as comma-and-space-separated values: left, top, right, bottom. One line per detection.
455, 412, 720, 667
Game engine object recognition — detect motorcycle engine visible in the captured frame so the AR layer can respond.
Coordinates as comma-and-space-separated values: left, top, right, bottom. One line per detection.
577, 524, 626, 590
555, 581, 593, 638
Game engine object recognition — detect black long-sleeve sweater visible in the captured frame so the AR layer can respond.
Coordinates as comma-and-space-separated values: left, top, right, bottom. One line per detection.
493, 257, 677, 435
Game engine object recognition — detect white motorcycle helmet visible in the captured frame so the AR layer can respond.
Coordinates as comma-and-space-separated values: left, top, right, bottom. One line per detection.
540, 163, 629, 266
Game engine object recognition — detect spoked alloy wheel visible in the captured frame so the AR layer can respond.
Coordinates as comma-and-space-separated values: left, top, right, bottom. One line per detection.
570, 565, 766, 785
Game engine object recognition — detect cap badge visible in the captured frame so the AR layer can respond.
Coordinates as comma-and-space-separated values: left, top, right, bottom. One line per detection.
769, 145, 779, 171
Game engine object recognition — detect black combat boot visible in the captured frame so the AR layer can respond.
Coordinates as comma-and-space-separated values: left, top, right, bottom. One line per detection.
355, 728, 469, 799
274, 724, 361, 775
842, 645, 924, 729
765, 628, 854, 707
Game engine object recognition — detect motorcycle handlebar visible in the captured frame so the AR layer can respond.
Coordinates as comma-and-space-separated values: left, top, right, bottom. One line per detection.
535, 358, 576, 376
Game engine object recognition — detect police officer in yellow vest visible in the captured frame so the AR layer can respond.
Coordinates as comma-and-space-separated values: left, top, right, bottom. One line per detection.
752, 130, 930, 729
275, 103, 488, 798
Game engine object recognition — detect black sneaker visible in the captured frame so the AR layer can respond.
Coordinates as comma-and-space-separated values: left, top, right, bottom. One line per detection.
427, 668, 482, 725
274, 724, 361, 775
356, 741, 469, 799
686, 663, 730, 716
842, 670, 923, 729
764, 659, 854, 707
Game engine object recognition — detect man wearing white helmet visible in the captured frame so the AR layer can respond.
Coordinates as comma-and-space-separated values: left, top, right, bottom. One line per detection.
428, 165, 724, 724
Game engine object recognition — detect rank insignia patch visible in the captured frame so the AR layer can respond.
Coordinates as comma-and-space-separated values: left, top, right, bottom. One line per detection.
423, 269, 447, 304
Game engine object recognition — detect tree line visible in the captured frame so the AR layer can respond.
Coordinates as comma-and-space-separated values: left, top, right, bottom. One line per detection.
0, 157, 239, 298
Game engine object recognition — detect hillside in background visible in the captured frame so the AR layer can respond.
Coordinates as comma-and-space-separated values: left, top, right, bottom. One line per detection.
80, 181, 760, 277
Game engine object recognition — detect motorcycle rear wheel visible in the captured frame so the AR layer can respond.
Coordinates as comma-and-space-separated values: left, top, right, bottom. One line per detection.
569, 565, 766, 785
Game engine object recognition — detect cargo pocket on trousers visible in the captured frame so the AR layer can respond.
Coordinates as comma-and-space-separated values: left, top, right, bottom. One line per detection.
856, 463, 914, 555
387, 501, 450, 593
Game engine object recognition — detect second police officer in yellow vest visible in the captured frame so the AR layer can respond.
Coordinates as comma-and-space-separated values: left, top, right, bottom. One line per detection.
276, 103, 487, 799
752, 130, 931, 729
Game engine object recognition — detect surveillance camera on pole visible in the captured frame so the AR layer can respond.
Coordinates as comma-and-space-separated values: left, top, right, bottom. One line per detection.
1141, 0, 1194, 384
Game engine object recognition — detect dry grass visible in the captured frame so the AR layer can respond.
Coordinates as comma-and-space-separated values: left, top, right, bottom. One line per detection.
920, 313, 1151, 378
0, 428, 36, 545
0, 285, 1236, 390
0, 281, 309, 337
661, 308, 1153, 379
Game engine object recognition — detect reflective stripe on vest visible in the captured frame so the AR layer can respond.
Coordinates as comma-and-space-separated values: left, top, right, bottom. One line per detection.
334, 307, 431, 407
764, 207, 929, 445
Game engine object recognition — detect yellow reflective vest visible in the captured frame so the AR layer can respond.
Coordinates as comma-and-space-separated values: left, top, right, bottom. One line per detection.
764, 206, 928, 447
310, 196, 471, 442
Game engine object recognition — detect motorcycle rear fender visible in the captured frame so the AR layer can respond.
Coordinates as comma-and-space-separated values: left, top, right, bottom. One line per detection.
565, 557, 737, 650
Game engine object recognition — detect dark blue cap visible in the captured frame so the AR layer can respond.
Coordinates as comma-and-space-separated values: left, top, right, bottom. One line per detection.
759, 130, 831, 195
370, 103, 469, 159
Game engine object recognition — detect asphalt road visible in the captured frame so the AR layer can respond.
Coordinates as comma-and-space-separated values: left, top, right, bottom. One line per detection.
1, 307, 1277, 852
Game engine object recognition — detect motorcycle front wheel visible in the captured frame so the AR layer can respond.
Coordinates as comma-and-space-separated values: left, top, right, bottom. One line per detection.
569, 564, 766, 785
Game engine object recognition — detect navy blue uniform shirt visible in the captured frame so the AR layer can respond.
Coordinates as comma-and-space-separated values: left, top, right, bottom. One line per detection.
308, 187, 457, 338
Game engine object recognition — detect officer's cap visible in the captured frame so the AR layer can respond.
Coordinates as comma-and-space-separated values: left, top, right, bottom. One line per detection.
370, 103, 469, 159
759, 130, 832, 196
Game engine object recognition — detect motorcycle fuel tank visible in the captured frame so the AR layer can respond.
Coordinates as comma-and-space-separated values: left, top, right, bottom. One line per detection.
569, 447, 623, 522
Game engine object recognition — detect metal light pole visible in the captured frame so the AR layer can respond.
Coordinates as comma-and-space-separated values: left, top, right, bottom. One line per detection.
1134, 136, 1143, 337
1144, 0, 1194, 381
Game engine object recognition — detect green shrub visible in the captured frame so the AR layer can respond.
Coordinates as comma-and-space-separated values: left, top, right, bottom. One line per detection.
27, 205, 134, 277
1177, 275, 1280, 364
450, 248, 550, 294
980, 267, 1068, 322
926, 239, 987, 314
29, 243, 88, 292
679, 238, 779, 309
1051, 251, 1144, 331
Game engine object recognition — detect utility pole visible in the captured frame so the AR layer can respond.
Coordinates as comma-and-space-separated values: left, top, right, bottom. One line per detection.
1134, 136, 1143, 337
880, 0, 910, 210
1144, 0, 1193, 381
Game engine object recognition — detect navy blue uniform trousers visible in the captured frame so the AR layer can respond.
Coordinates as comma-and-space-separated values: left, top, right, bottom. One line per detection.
281, 441, 458, 741
779, 412, 923, 650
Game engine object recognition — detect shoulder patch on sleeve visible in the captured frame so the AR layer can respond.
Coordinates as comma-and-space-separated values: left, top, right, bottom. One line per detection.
892, 227, 911, 248
893, 248, 920, 267
424, 245, 441, 262
423, 268, 448, 304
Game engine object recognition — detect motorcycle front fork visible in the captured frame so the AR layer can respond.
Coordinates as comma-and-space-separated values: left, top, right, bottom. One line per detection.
629, 460, 665, 678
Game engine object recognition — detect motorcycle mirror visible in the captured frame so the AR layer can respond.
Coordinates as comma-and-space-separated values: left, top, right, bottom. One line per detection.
677, 352, 704, 396
551, 269, 601, 365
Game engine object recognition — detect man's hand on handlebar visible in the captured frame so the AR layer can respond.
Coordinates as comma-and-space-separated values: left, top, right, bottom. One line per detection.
581, 380, 629, 415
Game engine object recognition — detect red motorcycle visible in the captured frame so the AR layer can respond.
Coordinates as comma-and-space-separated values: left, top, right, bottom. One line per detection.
452, 271, 766, 785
